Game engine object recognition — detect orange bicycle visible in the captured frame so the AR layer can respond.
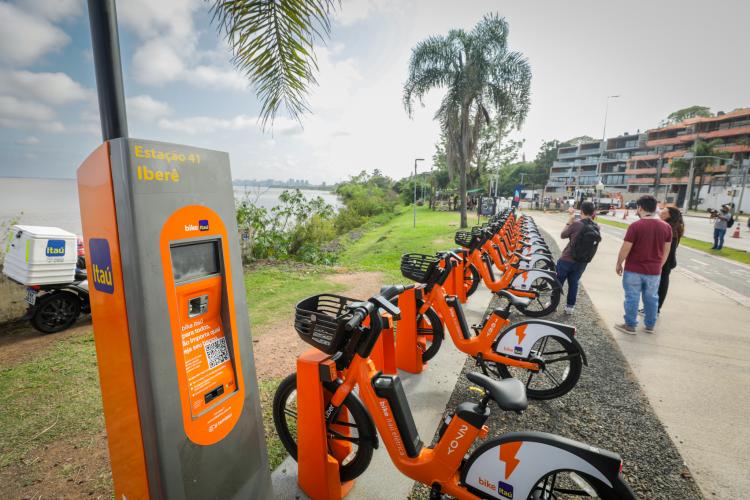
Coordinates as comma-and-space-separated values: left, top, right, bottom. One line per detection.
395, 252, 585, 399
273, 291, 635, 499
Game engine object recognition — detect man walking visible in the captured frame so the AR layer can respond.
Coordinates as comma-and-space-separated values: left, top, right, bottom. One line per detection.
615, 195, 672, 334
557, 201, 601, 314
711, 205, 731, 250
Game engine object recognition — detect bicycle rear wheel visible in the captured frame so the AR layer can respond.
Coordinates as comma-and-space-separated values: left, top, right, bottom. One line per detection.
490, 335, 582, 400
530, 470, 636, 499
272, 373, 375, 482
516, 277, 560, 317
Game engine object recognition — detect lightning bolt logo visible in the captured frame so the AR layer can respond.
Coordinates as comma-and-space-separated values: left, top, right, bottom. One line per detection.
499, 441, 522, 479
515, 324, 528, 345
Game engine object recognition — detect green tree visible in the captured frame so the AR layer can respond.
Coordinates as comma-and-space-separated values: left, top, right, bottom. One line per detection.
670, 139, 726, 210
662, 105, 712, 126
211, 0, 337, 127
403, 14, 531, 228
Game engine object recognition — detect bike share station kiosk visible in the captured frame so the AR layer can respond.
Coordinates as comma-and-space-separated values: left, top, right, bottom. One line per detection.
78, 2, 271, 498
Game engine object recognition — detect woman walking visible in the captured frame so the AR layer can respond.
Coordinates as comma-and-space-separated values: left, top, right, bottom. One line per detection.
658, 206, 684, 312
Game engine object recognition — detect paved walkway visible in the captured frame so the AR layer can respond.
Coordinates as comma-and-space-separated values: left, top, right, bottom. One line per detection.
271, 286, 494, 499
599, 210, 750, 252
532, 212, 750, 499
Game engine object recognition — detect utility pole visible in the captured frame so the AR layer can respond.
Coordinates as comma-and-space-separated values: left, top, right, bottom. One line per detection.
654, 147, 663, 201
736, 160, 749, 216
596, 95, 620, 202
413, 158, 424, 228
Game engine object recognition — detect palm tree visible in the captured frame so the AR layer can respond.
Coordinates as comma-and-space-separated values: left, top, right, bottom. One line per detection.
670, 138, 726, 210
210, 0, 337, 128
403, 14, 531, 227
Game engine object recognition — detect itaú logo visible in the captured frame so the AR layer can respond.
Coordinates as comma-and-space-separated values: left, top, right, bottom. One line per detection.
89, 238, 114, 294
45, 239, 66, 257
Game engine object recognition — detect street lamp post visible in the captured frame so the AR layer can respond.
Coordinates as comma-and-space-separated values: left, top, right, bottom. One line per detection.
595, 94, 620, 204
413, 158, 424, 228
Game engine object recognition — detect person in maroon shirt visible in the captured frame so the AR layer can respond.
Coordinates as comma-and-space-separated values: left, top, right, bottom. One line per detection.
614, 195, 672, 334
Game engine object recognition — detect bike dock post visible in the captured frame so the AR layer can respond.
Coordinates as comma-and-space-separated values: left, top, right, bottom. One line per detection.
453, 259, 468, 304
296, 349, 354, 499
394, 287, 427, 374
370, 312, 397, 375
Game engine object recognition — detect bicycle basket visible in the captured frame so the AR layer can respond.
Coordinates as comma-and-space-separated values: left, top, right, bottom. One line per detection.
400, 253, 440, 283
294, 294, 360, 354
455, 230, 473, 247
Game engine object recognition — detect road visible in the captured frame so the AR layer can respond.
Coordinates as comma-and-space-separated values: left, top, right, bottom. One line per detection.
596, 221, 750, 306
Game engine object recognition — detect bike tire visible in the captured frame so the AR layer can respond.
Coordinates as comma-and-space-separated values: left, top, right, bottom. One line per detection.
516, 277, 560, 317
492, 335, 582, 400
414, 300, 443, 363
464, 263, 481, 297
31, 291, 81, 334
529, 470, 636, 499
272, 373, 374, 482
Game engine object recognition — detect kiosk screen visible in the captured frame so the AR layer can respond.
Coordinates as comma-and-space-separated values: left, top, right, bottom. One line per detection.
171, 240, 220, 282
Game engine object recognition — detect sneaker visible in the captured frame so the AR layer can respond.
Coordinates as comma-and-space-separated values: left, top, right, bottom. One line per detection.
615, 323, 637, 335
644, 326, 655, 334
564, 306, 575, 315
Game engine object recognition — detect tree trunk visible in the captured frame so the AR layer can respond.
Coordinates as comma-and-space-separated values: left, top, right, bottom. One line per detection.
459, 161, 468, 228
693, 169, 704, 211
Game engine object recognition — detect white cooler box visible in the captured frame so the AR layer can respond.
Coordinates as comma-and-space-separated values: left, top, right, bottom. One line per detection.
2, 225, 78, 286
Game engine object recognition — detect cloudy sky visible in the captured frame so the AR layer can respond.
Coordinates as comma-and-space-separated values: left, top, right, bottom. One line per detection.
1, 0, 748, 183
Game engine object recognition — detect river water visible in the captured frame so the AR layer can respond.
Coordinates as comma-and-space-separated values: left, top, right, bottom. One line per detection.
0, 177, 340, 235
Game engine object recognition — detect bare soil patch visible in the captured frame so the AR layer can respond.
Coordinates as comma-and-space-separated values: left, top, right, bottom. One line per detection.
0, 318, 92, 367
252, 270, 384, 380
0, 431, 111, 499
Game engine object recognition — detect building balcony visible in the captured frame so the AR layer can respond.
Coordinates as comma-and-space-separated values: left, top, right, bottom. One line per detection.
624, 167, 672, 176
557, 150, 580, 159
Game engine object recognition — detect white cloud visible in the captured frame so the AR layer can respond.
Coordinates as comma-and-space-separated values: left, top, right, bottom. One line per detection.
127, 95, 172, 120
192, 66, 248, 91
0, 70, 90, 106
333, 0, 402, 26
16, 136, 41, 145
132, 40, 187, 85
0, 95, 65, 132
118, 0, 200, 41
158, 114, 300, 135
21, 0, 83, 21
0, 3, 70, 65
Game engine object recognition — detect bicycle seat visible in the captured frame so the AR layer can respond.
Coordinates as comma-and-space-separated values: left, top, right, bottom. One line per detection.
496, 290, 532, 308
379, 284, 406, 300
466, 372, 528, 411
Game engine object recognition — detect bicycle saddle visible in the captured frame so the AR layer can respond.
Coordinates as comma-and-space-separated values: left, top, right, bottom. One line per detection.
466, 372, 528, 412
379, 284, 406, 300
496, 290, 532, 308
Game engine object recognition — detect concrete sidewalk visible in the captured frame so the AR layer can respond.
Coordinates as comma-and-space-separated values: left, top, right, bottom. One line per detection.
599, 210, 750, 252
271, 286, 494, 499
531, 211, 750, 498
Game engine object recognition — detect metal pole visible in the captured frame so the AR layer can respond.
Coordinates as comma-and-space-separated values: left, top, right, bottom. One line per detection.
87, 0, 128, 141
596, 95, 619, 198
737, 162, 749, 216
654, 149, 663, 201
413, 161, 417, 228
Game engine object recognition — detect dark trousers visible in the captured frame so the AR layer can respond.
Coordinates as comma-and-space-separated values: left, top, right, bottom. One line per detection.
556, 259, 587, 307
658, 265, 672, 312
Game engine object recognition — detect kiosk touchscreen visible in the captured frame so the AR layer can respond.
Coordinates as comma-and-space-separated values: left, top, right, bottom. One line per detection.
78, 138, 271, 499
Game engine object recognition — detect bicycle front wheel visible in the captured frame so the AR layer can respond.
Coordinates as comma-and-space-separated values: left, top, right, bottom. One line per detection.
516, 277, 560, 317
272, 373, 375, 482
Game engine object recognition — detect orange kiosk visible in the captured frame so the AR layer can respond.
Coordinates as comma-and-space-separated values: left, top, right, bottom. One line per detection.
78, 1, 271, 498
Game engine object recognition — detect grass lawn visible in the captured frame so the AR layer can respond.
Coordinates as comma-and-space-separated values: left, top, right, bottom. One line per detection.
597, 218, 750, 265
244, 262, 346, 331
338, 205, 467, 281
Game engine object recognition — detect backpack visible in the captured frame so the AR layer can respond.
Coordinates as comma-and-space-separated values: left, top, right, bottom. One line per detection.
728, 215, 735, 228
571, 219, 602, 263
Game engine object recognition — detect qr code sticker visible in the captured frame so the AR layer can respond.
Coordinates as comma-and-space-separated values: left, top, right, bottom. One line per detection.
204, 337, 230, 369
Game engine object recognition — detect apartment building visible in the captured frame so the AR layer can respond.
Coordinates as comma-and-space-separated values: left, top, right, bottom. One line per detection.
545, 132, 643, 198
545, 108, 750, 208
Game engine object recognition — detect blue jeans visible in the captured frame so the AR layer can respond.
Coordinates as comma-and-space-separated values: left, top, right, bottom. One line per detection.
556, 259, 587, 307
623, 271, 660, 328
713, 228, 726, 249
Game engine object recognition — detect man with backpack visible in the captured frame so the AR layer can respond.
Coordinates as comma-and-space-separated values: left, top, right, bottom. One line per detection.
556, 201, 601, 314
711, 205, 732, 250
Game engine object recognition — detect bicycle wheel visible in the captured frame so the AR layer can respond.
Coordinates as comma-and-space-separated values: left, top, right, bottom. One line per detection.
529, 470, 636, 499
516, 277, 560, 317
464, 263, 481, 297
490, 334, 582, 400
415, 299, 443, 363
272, 373, 375, 482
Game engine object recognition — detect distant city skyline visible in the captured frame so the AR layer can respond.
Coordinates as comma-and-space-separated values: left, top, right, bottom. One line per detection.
1, 0, 749, 184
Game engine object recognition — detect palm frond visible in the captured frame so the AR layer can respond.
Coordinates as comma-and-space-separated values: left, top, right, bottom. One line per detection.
210, 0, 336, 129
403, 35, 457, 116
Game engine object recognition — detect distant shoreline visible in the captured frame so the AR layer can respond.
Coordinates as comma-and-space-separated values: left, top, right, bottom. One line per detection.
1, 176, 334, 191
